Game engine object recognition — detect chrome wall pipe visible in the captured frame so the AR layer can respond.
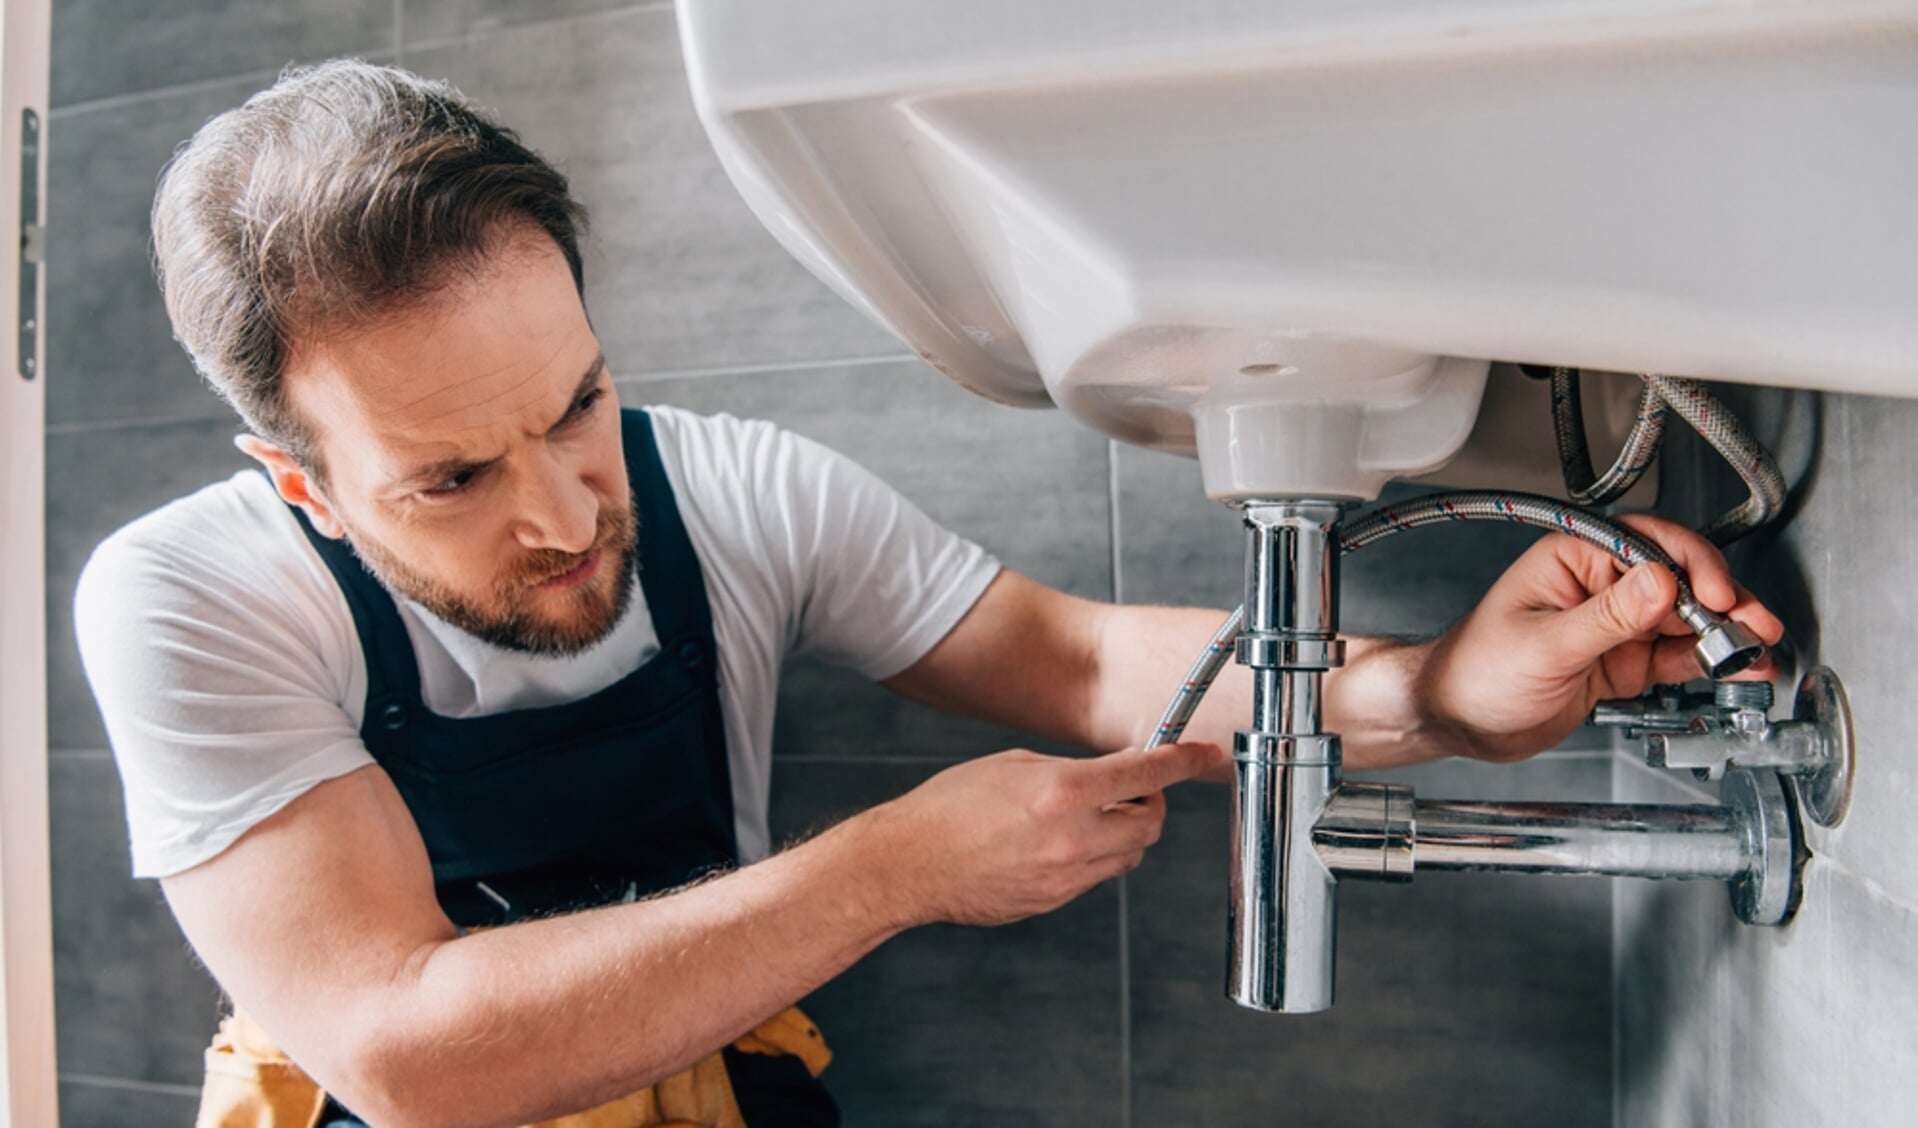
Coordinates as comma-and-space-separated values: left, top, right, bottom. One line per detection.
1224, 501, 1805, 1016
1314, 781, 1777, 882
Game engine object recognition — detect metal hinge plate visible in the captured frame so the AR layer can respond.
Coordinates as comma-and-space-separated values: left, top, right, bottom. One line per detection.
19, 108, 40, 381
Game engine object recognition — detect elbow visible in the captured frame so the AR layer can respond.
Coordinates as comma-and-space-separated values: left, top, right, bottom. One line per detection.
316, 997, 487, 1128
322, 1026, 450, 1128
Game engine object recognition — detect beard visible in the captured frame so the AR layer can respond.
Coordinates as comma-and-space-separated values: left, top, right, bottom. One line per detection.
347, 495, 640, 658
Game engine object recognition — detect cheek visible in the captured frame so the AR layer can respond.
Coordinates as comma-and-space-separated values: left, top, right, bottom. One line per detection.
394, 515, 517, 593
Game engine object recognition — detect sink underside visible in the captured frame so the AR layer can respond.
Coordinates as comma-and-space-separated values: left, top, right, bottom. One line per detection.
681, 0, 1918, 492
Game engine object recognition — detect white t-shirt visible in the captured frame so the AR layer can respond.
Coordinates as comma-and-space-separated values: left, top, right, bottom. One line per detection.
75, 406, 1000, 879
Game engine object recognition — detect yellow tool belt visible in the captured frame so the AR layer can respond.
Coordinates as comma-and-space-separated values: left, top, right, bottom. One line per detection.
195, 1006, 831, 1128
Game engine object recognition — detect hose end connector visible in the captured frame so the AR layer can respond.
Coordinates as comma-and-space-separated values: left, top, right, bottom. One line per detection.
1679, 601, 1765, 680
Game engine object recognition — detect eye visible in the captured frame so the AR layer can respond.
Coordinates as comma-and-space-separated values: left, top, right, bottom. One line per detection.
421, 466, 482, 498
565, 387, 605, 424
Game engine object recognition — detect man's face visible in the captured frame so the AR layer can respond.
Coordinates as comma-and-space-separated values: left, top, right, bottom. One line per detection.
280, 226, 636, 656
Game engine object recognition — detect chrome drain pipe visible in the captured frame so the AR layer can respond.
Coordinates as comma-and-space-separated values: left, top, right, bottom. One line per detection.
1222, 499, 1806, 1016
1227, 500, 1346, 1013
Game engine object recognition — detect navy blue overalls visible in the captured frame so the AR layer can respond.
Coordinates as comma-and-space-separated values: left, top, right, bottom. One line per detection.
288, 409, 837, 1127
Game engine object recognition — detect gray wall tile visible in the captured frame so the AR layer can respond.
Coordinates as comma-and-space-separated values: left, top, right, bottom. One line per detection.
404, 0, 647, 49
52, 0, 393, 108
46, 78, 274, 427
409, 8, 904, 381
46, 418, 252, 750
1131, 756, 1613, 1128
58, 1079, 200, 1128
1731, 392, 1918, 906
52, 755, 224, 1085
768, 759, 1123, 1126
1617, 384, 1918, 1123
1614, 757, 1918, 1128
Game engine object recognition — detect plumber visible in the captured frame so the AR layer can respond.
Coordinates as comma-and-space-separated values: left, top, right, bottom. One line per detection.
73, 61, 1781, 1128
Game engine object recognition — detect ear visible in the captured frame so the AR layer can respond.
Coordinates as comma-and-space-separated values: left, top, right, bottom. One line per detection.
235, 434, 347, 539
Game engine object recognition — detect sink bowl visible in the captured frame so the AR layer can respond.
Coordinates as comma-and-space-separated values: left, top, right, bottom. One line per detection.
679, 0, 1918, 498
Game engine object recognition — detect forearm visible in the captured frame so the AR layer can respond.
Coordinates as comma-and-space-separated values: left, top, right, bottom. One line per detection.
1087, 605, 1474, 770
354, 811, 909, 1128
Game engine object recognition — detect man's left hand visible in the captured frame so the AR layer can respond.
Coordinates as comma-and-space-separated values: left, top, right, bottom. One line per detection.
1414, 513, 1785, 763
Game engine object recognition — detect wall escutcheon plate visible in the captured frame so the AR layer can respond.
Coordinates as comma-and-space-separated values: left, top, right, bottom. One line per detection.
1792, 666, 1855, 829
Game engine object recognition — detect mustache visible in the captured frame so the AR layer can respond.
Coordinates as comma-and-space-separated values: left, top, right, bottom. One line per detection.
503, 502, 635, 590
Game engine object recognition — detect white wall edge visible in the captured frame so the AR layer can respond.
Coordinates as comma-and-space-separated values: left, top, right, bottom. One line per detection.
0, 0, 58, 1123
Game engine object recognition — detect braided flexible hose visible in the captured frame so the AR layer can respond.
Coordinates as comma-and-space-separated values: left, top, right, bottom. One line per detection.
1644, 375, 1788, 546
1145, 490, 1763, 748
1550, 368, 1668, 506
1145, 606, 1242, 748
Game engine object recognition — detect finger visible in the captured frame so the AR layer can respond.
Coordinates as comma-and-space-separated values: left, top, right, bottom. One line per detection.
1552, 562, 1677, 674
1727, 582, 1786, 645
1085, 742, 1224, 804
1613, 514, 1739, 612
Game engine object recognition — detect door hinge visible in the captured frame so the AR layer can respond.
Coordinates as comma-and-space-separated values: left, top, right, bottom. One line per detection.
19, 107, 41, 381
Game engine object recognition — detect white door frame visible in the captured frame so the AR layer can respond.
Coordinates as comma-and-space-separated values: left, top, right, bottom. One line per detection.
0, 0, 57, 1122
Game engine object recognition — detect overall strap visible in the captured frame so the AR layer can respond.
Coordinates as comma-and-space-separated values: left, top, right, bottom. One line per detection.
620, 407, 713, 644
285, 493, 424, 714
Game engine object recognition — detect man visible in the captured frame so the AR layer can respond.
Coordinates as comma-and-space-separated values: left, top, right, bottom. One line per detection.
75, 61, 1779, 1128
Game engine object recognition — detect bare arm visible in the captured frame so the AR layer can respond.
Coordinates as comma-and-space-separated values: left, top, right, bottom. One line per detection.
887, 515, 1783, 771
883, 572, 1450, 771
162, 743, 1219, 1128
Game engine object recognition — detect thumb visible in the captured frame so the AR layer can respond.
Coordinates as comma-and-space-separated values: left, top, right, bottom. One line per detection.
1556, 563, 1674, 670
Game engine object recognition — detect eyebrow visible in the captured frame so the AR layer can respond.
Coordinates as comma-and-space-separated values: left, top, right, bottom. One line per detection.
393, 354, 609, 492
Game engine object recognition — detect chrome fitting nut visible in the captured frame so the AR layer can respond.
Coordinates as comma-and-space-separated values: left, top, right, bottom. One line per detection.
1694, 619, 1765, 680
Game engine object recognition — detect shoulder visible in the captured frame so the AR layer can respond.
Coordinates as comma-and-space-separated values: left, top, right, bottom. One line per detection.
640, 404, 790, 486
81, 471, 308, 603
639, 403, 875, 506
76, 471, 349, 667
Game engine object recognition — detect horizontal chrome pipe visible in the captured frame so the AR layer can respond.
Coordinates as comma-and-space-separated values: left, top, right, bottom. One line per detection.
1315, 786, 1751, 881
1411, 799, 1747, 879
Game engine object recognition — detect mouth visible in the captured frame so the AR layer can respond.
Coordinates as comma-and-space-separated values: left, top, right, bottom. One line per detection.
533, 548, 601, 592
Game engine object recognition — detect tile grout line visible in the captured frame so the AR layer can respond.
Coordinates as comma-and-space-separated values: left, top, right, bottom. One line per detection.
45, 408, 235, 436
48, 50, 398, 121
46, 353, 926, 436
402, 1, 677, 56
1108, 438, 1133, 1128
1816, 852, 1918, 916
613, 351, 920, 385
48, 748, 114, 760
60, 1071, 200, 1098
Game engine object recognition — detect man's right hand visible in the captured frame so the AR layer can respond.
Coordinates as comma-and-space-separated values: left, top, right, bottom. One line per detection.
867, 741, 1225, 929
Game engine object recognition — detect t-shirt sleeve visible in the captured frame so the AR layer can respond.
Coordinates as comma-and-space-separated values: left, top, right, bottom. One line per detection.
74, 486, 375, 879
688, 411, 1001, 680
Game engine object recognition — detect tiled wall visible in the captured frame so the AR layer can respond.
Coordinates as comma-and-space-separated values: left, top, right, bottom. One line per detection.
46, 4, 1612, 1125
1614, 390, 1918, 1127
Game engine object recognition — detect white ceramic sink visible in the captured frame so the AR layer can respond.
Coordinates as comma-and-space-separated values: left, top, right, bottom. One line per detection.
679, 0, 1918, 499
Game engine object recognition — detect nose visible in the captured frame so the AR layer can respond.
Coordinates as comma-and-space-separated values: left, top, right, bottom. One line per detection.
510, 447, 599, 555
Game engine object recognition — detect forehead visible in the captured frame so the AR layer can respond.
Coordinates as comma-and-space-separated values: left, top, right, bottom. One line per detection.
284, 230, 598, 474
